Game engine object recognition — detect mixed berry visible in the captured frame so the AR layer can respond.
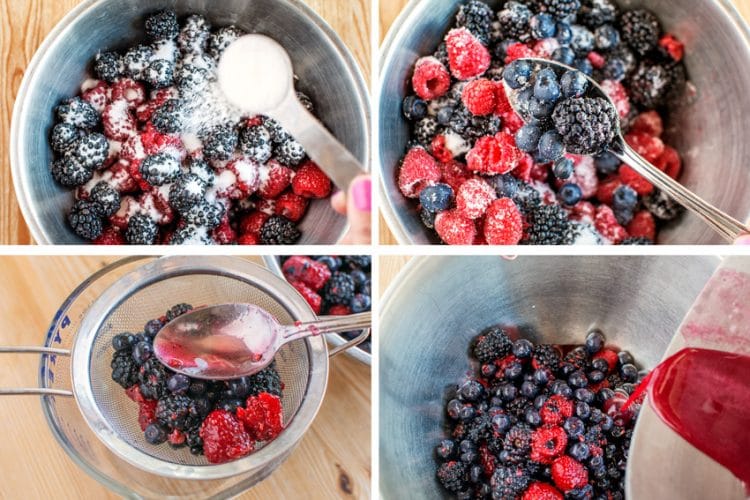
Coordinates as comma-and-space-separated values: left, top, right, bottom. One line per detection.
50, 10, 334, 245
280, 256, 371, 353
110, 303, 285, 464
398, 0, 687, 245
436, 327, 644, 498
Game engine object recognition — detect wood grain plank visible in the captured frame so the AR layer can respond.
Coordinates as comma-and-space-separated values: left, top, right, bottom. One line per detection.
0, 256, 370, 499
0, 0, 370, 244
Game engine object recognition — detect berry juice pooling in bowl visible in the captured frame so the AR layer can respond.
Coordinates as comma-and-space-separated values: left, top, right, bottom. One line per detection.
50, 10, 335, 245
397, 0, 687, 245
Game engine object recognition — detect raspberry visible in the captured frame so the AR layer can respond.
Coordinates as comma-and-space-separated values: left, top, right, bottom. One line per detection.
522, 482, 564, 500
504, 42, 535, 64
237, 392, 284, 442
435, 209, 476, 245
540, 395, 574, 425
495, 84, 513, 115
445, 28, 491, 80
102, 100, 137, 141
291, 161, 332, 199
560, 155, 598, 199
126, 384, 146, 404
259, 161, 294, 199
595, 176, 621, 205
626, 210, 656, 241
594, 205, 628, 244
587, 51, 606, 69
440, 160, 472, 193
654, 145, 681, 180
466, 133, 522, 175
199, 409, 254, 464
82, 81, 110, 113
551, 456, 588, 492
411, 56, 451, 100
282, 255, 332, 291
430, 135, 453, 163
659, 33, 684, 62
111, 78, 146, 106
456, 178, 496, 219
630, 111, 663, 137
461, 78, 497, 116
593, 349, 619, 372
140, 124, 183, 156
290, 281, 322, 314
328, 304, 352, 315
138, 399, 158, 431
275, 192, 308, 222
484, 197, 523, 245
599, 79, 630, 120
398, 147, 441, 198
239, 211, 270, 236
211, 217, 237, 244
510, 152, 533, 182
625, 132, 664, 163
619, 165, 653, 196
530, 426, 568, 464
227, 158, 261, 197
237, 233, 259, 245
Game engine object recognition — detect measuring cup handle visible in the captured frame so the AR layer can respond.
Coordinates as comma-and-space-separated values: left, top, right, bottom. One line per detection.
0, 347, 73, 397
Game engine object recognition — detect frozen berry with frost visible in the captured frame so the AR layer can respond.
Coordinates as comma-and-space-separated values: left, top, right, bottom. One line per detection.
456, 178, 496, 219
445, 28, 491, 80
412, 56, 451, 101
140, 152, 180, 186
68, 200, 103, 240
484, 197, 523, 245
398, 147, 441, 198
56, 97, 99, 129
126, 213, 158, 245
435, 209, 476, 245
461, 78, 497, 116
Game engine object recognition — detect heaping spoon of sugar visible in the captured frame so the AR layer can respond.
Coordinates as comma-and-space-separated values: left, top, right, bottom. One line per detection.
503, 57, 749, 242
152, 303, 371, 379
218, 34, 367, 192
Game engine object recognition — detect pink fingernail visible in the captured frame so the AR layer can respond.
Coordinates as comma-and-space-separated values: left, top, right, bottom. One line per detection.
736, 235, 750, 245
352, 178, 371, 212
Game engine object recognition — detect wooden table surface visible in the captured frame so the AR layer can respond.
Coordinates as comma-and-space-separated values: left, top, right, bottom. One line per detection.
379, 256, 411, 294
376, 0, 750, 245
0, 256, 371, 499
0, 0, 370, 245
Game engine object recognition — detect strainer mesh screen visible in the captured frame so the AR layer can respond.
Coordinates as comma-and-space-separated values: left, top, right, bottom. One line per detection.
88, 273, 310, 466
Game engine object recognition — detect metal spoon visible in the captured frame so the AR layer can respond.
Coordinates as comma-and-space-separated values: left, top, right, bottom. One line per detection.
506, 57, 749, 242
153, 303, 371, 380
217, 34, 367, 192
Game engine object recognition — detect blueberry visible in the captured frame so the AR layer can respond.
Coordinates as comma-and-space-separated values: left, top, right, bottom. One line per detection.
563, 417, 585, 438
585, 329, 605, 354
460, 449, 477, 463
603, 58, 626, 81
568, 370, 588, 388
459, 439, 476, 454
533, 369, 550, 385
512, 339, 534, 358
459, 404, 476, 421
515, 86, 535, 117
217, 398, 244, 412
167, 374, 190, 395
537, 130, 565, 162
491, 413, 512, 433
402, 95, 427, 121
594, 151, 620, 174
620, 363, 638, 382
469, 464, 483, 483
570, 25, 595, 54
436, 106, 455, 125
436, 439, 456, 459
529, 97, 555, 119
361, 279, 372, 296
551, 380, 573, 398
500, 383, 518, 401
316, 256, 339, 271
587, 370, 605, 383
112, 334, 134, 351
350, 270, 368, 290
447, 398, 462, 419
534, 394, 549, 410
570, 442, 591, 461
598, 388, 615, 403
520, 380, 539, 398
575, 388, 595, 403
551, 47, 575, 68
589, 455, 604, 469
458, 380, 484, 402
601, 414, 614, 431
613, 185, 638, 210
575, 401, 591, 419
350, 293, 371, 313
481, 363, 497, 378
227, 377, 251, 398
534, 68, 561, 103
553, 157, 574, 180
560, 70, 589, 98
594, 24, 620, 51
530, 13, 556, 39
556, 22, 572, 45
559, 363, 576, 377
591, 358, 609, 372
144, 319, 163, 338
559, 183, 582, 205
132, 341, 153, 365
490, 173, 519, 198
515, 124, 542, 152
144, 423, 168, 444
503, 59, 533, 89
419, 183, 453, 212
525, 408, 542, 426
617, 350, 635, 366
505, 361, 524, 380
573, 57, 593, 76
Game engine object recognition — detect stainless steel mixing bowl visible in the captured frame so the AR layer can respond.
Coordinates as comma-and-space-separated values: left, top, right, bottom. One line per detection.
11, 0, 369, 245
378, 0, 750, 244
379, 255, 718, 498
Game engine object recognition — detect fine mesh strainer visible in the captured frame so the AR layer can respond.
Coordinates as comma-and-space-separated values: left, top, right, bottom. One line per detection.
1, 256, 366, 498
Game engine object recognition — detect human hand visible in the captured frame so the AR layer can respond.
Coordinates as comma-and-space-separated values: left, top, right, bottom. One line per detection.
331, 175, 371, 244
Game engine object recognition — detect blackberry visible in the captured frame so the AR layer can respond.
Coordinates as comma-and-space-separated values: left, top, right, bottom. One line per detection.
182, 201, 224, 229
465, 114, 501, 139
89, 182, 120, 217
497, 1, 533, 42
565, 347, 590, 370
56, 97, 99, 129
263, 118, 291, 144
187, 158, 215, 187
456, 0, 494, 45
275, 139, 306, 166
152, 99, 186, 134
50, 122, 79, 153
176, 65, 211, 95
433, 42, 449, 67
437, 461, 468, 493
94, 51, 123, 82
208, 26, 245, 59
156, 394, 194, 430
322, 272, 356, 305
178, 14, 211, 54
643, 189, 682, 221
186, 427, 204, 455
473, 326, 512, 363
505, 397, 533, 419
145, 10, 179, 40
629, 61, 685, 109
464, 413, 492, 442
144, 319, 164, 338
343, 255, 371, 270
620, 236, 653, 245
202, 125, 238, 161
166, 303, 194, 322
138, 358, 168, 400
123, 44, 155, 80
297, 92, 314, 112
239, 124, 273, 163
260, 215, 301, 245
491, 464, 532, 497
111, 350, 138, 388
144, 59, 175, 89
580, 0, 618, 28
552, 97, 617, 155
145, 423, 168, 445
537, 0, 581, 22
169, 174, 206, 214
170, 225, 214, 245
126, 213, 158, 245
503, 424, 533, 459
72, 132, 108, 169
532, 345, 562, 371
51, 156, 93, 187
619, 9, 660, 55
140, 152, 181, 186
68, 200, 103, 240
413, 117, 439, 145
523, 203, 578, 245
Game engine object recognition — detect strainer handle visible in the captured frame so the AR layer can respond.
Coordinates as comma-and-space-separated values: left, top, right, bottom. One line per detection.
280, 312, 372, 342
328, 327, 371, 359
0, 347, 74, 397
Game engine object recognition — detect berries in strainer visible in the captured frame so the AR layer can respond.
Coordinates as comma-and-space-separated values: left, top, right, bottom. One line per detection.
199, 409, 254, 464
236, 392, 284, 442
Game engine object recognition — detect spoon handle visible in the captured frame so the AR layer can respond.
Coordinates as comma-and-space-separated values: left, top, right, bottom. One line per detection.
614, 140, 748, 242
273, 93, 368, 192
279, 312, 372, 343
